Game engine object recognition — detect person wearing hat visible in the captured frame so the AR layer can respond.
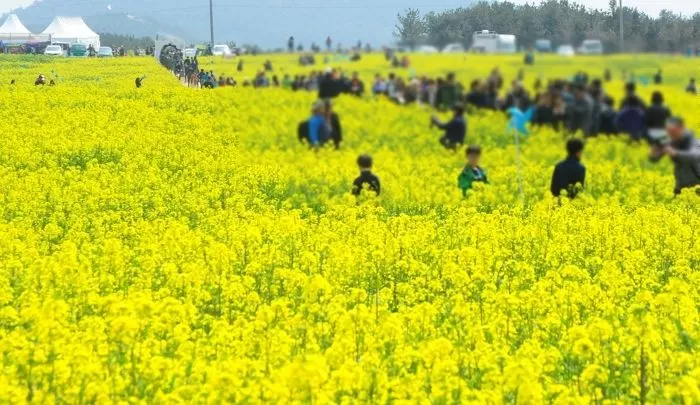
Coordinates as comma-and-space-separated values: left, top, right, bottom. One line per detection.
458, 146, 488, 196
650, 117, 700, 195
431, 104, 467, 150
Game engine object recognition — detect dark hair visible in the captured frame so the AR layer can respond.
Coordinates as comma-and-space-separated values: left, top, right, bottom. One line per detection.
357, 154, 373, 169
466, 145, 482, 155
603, 95, 614, 107
625, 82, 636, 93
667, 116, 684, 127
453, 104, 465, 116
651, 91, 664, 105
626, 96, 641, 108
567, 139, 585, 156
447, 72, 455, 81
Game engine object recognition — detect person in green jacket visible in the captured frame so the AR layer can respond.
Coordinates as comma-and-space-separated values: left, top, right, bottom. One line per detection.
458, 145, 488, 196
439, 72, 463, 110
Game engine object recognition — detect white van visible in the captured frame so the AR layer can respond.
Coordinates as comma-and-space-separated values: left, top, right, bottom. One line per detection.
578, 39, 603, 55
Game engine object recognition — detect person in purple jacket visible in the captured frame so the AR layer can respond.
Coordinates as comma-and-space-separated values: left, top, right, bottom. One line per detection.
615, 96, 646, 142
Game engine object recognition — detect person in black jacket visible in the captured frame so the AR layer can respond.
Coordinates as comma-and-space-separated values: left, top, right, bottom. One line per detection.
598, 96, 618, 135
352, 155, 381, 196
318, 69, 344, 99
620, 82, 646, 110
645, 91, 671, 137
324, 100, 343, 149
551, 139, 586, 198
431, 104, 467, 150
348, 72, 365, 97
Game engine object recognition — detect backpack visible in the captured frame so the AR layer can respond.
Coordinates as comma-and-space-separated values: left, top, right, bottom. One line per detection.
297, 120, 310, 143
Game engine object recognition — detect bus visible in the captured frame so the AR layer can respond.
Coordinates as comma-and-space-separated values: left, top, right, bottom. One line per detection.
471, 30, 500, 53
471, 30, 517, 54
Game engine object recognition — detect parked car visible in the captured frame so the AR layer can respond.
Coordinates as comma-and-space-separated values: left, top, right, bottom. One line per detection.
44, 45, 64, 56
443, 43, 465, 53
98, 47, 114, 57
578, 39, 604, 55
211, 44, 232, 56
184, 48, 198, 58
70, 44, 87, 57
535, 39, 552, 52
416, 45, 440, 54
557, 45, 575, 57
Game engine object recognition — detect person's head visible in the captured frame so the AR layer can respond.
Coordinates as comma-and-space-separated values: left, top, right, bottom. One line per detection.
566, 138, 585, 159
357, 154, 373, 171
312, 100, 325, 115
574, 84, 586, 99
690, 78, 696, 84
324, 99, 333, 113
625, 81, 636, 95
626, 96, 641, 109
453, 104, 465, 117
666, 117, 686, 141
603, 95, 614, 108
446, 72, 455, 83
651, 91, 664, 105
466, 145, 482, 166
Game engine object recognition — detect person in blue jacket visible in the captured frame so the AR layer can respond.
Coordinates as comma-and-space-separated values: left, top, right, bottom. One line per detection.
308, 100, 328, 148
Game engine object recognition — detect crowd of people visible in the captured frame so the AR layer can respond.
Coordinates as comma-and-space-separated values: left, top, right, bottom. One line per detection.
159, 51, 699, 199
293, 68, 698, 199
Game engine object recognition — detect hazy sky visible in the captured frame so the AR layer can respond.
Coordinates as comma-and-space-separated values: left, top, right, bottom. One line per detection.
0, 0, 697, 16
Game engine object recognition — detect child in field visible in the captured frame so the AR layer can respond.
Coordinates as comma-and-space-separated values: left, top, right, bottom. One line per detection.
551, 139, 586, 198
458, 146, 488, 196
352, 155, 381, 196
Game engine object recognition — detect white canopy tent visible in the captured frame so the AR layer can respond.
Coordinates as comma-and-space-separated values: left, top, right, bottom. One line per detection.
41, 16, 100, 48
0, 14, 33, 44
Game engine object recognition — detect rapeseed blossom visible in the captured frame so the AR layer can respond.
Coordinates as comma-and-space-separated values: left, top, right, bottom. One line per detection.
0, 54, 698, 403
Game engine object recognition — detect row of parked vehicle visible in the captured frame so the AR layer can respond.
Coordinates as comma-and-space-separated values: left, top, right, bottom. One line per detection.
43, 43, 115, 57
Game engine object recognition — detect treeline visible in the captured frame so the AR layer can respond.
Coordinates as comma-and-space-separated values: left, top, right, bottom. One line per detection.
99, 33, 155, 50
395, 0, 700, 53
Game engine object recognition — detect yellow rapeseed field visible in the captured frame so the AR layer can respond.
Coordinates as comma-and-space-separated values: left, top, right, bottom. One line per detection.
0, 54, 699, 404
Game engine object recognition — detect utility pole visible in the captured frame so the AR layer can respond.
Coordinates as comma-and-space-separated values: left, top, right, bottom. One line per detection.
619, 0, 624, 53
209, 0, 215, 46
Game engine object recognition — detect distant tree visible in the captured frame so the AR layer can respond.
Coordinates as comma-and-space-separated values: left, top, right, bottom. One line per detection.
394, 8, 425, 50
398, 1, 699, 53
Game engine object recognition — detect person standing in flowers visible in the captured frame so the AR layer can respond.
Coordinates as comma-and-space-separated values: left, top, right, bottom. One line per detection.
458, 146, 488, 197
431, 104, 466, 151
303, 100, 330, 148
649, 117, 700, 195
551, 139, 586, 198
324, 100, 343, 150
352, 155, 381, 196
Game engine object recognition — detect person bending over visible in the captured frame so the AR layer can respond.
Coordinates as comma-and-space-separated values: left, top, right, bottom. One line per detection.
432, 104, 466, 151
